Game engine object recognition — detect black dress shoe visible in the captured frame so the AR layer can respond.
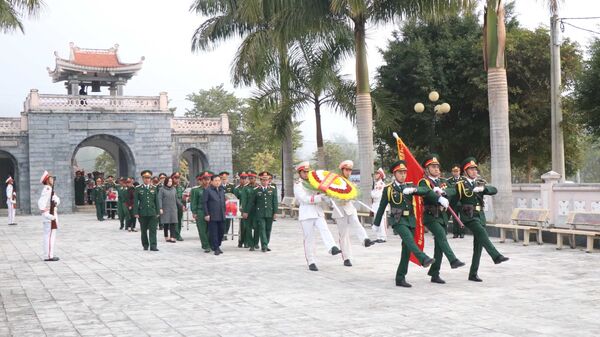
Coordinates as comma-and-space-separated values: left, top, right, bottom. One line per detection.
364, 238, 374, 247
450, 259, 466, 269
217, 248, 223, 254
238, 243, 243, 248
249, 247, 255, 251
469, 275, 483, 282
396, 279, 412, 287
44, 257, 60, 262
214, 250, 220, 255
150, 247, 159, 251
308, 263, 318, 271
143, 247, 149, 251
431, 275, 446, 284
494, 255, 509, 264
261, 248, 267, 252
254, 245, 260, 249
330, 246, 342, 255
343, 259, 352, 267
266, 248, 271, 251
459, 234, 465, 238
453, 234, 459, 238
422, 257, 435, 268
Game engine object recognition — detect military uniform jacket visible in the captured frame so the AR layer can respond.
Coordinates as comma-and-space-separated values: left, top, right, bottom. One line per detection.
248, 185, 278, 218
175, 185, 185, 210
117, 186, 128, 205
38, 185, 60, 223
293, 180, 325, 221
190, 186, 205, 215
373, 182, 432, 228
133, 184, 160, 217
241, 184, 258, 215
104, 182, 116, 191
92, 185, 106, 203
452, 179, 497, 223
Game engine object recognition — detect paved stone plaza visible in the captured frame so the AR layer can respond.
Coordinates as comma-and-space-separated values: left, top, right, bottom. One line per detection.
1, 213, 598, 337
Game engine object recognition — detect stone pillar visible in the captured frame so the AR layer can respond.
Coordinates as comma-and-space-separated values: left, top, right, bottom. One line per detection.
541, 171, 560, 224
159, 92, 168, 111
109, 83, 117, 96
116, 81, 125, 96
28, 89, 40, 110
70, 80, 80, 96
220, 113, 230, 133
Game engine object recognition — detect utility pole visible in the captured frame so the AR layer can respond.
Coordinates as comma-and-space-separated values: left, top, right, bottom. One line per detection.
550, 13, 566, 182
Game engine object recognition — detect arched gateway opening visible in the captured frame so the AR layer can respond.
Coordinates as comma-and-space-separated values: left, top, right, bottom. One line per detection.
0, 150, 18, 209
180, 148, 208, 186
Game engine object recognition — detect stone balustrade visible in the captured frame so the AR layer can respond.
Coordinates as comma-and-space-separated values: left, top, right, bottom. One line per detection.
0, 118, 21, 134
24, 89, 169, 112
171, 114, 230, 134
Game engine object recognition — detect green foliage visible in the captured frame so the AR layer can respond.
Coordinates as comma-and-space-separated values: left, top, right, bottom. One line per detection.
311, 135, 358, 170
0, 0, 43, 33
94, 151, 116, 177
575, 39, 600, 138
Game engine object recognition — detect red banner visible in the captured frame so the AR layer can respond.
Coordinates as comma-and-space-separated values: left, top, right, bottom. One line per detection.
396, 136, 425, 265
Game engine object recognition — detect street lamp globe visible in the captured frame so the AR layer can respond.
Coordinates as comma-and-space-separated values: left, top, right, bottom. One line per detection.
428, 91, 440, 102
440, 102, 451, 114
414, 102, 425, 113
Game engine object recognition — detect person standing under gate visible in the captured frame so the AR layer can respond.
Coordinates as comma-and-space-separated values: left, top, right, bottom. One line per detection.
5, 176, 17, 225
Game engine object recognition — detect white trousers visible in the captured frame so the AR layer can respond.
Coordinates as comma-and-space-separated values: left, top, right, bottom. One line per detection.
300, 217, 336, 265
372, 214, 387, 240
7, 202, 15, 224
335, 213, 368, 261
43, 221, 56, 259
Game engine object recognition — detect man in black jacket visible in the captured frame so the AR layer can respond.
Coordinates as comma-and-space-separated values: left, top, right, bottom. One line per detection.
203, 174, 226, 255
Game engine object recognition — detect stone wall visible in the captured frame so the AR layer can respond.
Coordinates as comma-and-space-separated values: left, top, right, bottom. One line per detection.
0, 134, 31, 214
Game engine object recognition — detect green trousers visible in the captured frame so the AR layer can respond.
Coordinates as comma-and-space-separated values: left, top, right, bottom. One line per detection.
245, 215, 259, 248
117, 202, 127, 227
95, 202, 105, 220
195, 211, 210, 250
254, 217, 273, 249
224, 218, 232, 239
463, 217, 501, 277
139, 216, 158, 249
425, 218, 458, 277
238, 219, 247, 247
395, 225, 429, 281
175, 208, 183, 240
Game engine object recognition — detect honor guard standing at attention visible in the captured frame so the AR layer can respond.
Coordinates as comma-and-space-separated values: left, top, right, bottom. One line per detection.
38, 171, 60, 261
242, 170, 259, 251
293, 162, 341, 271
447, 164, 465, 238
191, 172, 212, 252
219, 171, 235, 240
452, 157, 509, 282
133, 170, 160, 251
234, 172, 248, 247
371, 168, 387, 242
117, 177, 129, 230
172, 172, 186, 241
373, 160, 435, 287
331, 160, 374, 267
92, 178, 106, 221
247, 171, 278, 252
5, 176, 17, 225
418, 154, 465, 284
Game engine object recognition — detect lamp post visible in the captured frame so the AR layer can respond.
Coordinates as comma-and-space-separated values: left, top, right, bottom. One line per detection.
414, 91, 451, 152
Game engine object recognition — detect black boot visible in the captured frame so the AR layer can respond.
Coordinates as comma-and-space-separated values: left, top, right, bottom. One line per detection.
396, 278, 412, 287
364, 238, 374, 247
422, 256, 435, 268
431, 275, 446, 284
494, 255, 509, 264
330, 246, 342, 255
343, 259, 352, 267
450, 259, 466, 269
468, 274, 483, 282
308, 263, 318, 271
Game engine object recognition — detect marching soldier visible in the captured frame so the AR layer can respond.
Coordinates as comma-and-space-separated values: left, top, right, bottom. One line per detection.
117, 177, 129, 230
219, 171, 235, 240
452, 157, 509, 282
172, 172, 186, 241
234, 172, 248, 247
373, 160, 435, 287
331, 160, 374, 267
133, 170, 160, 251
293, 162, 341, 271
242, 170, 259, 251
247, 171, 278, 252
92, 178, 106, 221
5, 176, 17, 225
38, 171, 60, 261
447, 163, 465, 238
190, 172, 212, 252
418, 154, 465, 284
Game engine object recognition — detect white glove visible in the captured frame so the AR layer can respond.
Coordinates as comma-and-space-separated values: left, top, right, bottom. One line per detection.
43, 212, 56, 221
438, 196, 449, 208
473, 186, 484, 193
433, 187, 443, 195
402, 187, 417, 195
52, 195, 60, 205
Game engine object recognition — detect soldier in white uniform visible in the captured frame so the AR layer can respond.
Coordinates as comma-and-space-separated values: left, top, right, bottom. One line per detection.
5, 176, 17, 225
331, 160, 374, 267
293, 161, 341, 271
38, 171, 60, 261
371, 168, 387, 242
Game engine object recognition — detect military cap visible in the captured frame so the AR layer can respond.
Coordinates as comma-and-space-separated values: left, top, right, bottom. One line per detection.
140, 170, 153, 178
339, 160, 354, 170
295, 161, 310, 172
202, 171, 214, 179
218, 171, 230, 176
462, 157, 478, 171
40, 171, 51, 184
422, 154, 441, 168
247, 170, 257, 177
390, 160, 407, 173
258, 171, 271, 179
5, 176, 13, 183
196, 172, 204, 179
239, 171, 248, 178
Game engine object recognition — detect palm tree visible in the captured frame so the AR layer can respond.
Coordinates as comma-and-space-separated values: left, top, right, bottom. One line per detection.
0, 0, 43, 33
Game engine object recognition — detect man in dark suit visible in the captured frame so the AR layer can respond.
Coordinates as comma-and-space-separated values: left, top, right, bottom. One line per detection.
203, 174, 226, 255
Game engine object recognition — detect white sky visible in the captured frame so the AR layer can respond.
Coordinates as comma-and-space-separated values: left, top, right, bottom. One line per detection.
1, 0, 599, 159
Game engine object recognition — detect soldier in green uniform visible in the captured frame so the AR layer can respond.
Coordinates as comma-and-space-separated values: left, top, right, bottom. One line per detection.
451, 157, 509, 282
241, 170, 259, 250
234, 172, 248, 248
219, 171, 235, 240
418, 154, 465, 284
172, 172, 186, 241
373, 160, 435, 288
92, 177, 106, 221
191, 171, 212, 252
117, 177, 129, 230
247, 171, 278, 252
133, 170, 160, 251
447, 164, 465, 238
74, 170, 86, 205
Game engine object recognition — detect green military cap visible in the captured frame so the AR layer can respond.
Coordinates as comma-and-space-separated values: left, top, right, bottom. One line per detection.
218, 171, 230, 176
422, 153, 441, 168
140, 170, 153, 178
239, 171, 248, 178
258, 171, 271, 179
462, 157, 478, 171
247, 170, 257, 177
202, 171, 214, 179
196, 172, 205, 180
390, 160, 407, 173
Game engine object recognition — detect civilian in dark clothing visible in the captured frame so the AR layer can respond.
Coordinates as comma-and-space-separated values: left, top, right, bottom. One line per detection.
203, 174, 226, 255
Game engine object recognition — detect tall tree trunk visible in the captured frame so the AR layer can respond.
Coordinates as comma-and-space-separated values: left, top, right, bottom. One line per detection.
278, 47, 295, 197
282, 133, 294, 197
354, 19, 374, 205
314, 95, 326, 168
